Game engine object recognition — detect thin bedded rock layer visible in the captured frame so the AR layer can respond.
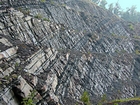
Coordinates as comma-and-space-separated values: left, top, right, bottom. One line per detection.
0, 0, 140, 105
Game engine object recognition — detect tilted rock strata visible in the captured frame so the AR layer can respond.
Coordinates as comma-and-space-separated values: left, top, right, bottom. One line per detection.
0, 0, 140, 105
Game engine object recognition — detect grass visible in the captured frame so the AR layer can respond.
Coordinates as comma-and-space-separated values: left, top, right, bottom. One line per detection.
61, 4, 66, 7
98, 94, 107, 105
34, 14, 51, 22
43, 18, 50, 22
111, 33, 117, 37
18, 8, 30, 15
40, 0, 46, 2
0, 2, 3, 4
133, 35, 140, 39
106, 97, 140, 104
50, 0, 55, 5
34, 14, 43, 19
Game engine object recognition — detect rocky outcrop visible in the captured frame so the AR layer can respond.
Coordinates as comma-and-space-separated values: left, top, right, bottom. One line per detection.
0, 0, 140, 105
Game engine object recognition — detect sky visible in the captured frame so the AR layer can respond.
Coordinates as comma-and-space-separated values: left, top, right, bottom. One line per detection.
106, 0, 140, 12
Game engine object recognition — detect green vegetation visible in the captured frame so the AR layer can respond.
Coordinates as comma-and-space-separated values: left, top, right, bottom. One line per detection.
135, 50, 140, 55
4, 75, 10, 80
3, 75, 10, 84
34, 14, 43, 19
40, 0, 46, 3
21, 90, 36, 105
0, 1, 4, 5
129, 24, 134, 30
2, 74, 17, 85
133, 35, 140, 39
14, 62, 22, 71
43, 18, 50, 22
91, 0, 140, 23
112, 97, 140, 104
102, 97, 140, 105
96, 92, 140, 105
81, 91, 91, 105
60, 26, 65, 31
15, 62, 19, 68
111, 33, 117, 37
50, 0, 55, 5
18, 8, 30, 15
61, 4, 66, 7
75, 103, 79, 105
11, 74, 18, 79
0, 81, 2, 85
98, 94, 107, 105
34, 14, 50, 22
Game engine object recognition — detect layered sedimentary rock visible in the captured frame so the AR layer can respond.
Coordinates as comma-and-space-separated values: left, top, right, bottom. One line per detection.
0, 0, 140, 105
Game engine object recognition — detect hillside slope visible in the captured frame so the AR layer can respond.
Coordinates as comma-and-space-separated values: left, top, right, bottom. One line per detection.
0, 0, 140, 105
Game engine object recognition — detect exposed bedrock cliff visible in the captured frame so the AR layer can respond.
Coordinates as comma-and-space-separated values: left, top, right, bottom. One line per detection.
0, 0, 140, 105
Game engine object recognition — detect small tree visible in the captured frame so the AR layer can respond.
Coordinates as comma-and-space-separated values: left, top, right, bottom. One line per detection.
92, 0, 99, 4
99, 0, 107, 9
114, 2, 121, 15
108, 3, 114, 13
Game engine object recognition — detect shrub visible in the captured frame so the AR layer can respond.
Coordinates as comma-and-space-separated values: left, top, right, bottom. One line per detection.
21, 90, 36, 105
129, 24, 134, 30
81, 91, 91, 105
34, 14, 42, 19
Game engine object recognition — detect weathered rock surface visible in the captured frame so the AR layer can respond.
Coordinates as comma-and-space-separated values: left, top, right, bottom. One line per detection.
0, 0, 140, 105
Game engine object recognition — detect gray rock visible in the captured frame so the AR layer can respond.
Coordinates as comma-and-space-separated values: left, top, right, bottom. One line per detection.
0, 0, 139, 105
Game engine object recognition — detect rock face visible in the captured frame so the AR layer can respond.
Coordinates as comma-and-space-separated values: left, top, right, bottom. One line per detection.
0, 0, 140, 105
